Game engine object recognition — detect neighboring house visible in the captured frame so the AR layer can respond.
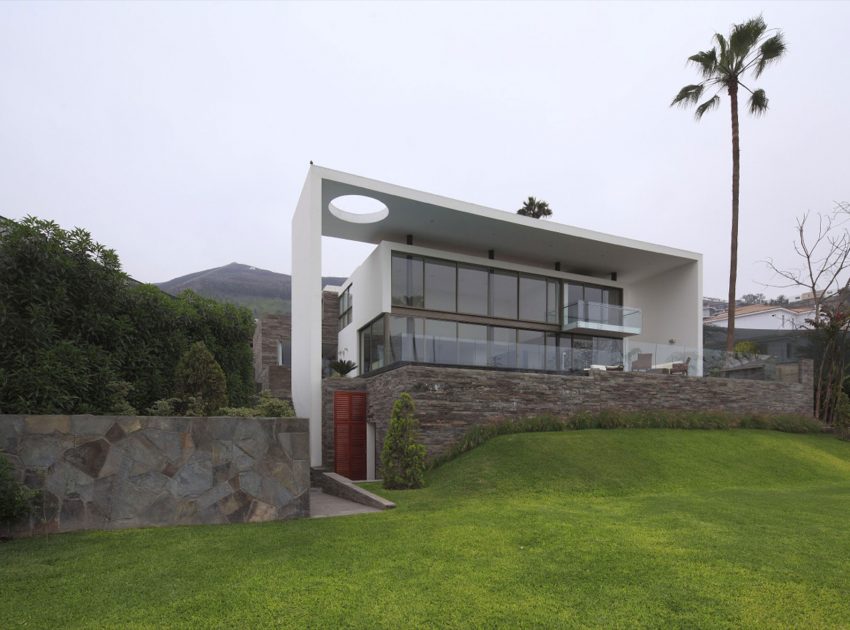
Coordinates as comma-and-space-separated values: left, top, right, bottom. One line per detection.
704, 304, 814, 331
252, 288, 341, 398
292, 166, 703, 467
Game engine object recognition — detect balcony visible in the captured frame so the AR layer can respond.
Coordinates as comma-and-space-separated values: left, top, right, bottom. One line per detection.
563, 301, 642, 337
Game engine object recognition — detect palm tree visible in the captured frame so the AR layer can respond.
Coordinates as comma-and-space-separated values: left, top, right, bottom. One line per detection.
517, 196, 552, 219
671, 16, 786, 352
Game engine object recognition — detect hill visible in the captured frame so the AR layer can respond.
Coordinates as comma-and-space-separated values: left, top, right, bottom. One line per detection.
156, 262, 347, 316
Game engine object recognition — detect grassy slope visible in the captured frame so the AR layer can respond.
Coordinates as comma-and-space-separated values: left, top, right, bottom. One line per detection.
2, 430, 850, 628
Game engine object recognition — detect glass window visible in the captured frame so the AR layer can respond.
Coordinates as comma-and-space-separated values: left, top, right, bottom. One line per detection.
593, 337, 623, 367
389, 316, 425, 363
545, 333, 559, 371
490, 271, 518, 319
517, 329, 545, 370
360, 326, 371, 373
370, 317, 385, 371
546, 280, 560, 324
391, 254, 424, 307
490, 326, 516, 368
558, 335, 572, 372
519, 276, 547, 322
571, 336, 593, 371
424, 259, 456, 312
425, 319, 457, 364
338, 286, 352, 330
277, 340, 291, 367
458, 323, 488, 367
457, 264, 489, 316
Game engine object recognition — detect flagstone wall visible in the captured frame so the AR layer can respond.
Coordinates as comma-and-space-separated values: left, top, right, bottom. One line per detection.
0, 415, 309, 536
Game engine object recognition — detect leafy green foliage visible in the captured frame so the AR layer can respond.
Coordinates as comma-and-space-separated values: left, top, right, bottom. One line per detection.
381, 393, 426, 489
174, 342, 228, 415
516, 196, 552, 219
329, 359, 357, 376
218, 391, 295, 418
733, 340, 760, 354
0, 217, 255, 414
0, 455, 37, 529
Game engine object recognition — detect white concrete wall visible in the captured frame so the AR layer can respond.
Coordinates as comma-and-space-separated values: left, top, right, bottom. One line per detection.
337, 244, 390, 377
291, 172, 324, 466
626, 259, 703, 375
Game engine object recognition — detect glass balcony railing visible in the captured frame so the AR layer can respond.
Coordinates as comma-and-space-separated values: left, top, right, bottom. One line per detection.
563, 301, 642, 336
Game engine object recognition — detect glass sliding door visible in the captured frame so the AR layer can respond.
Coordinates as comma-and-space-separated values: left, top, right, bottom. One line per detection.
490, 326, 517, 368
424, 259, 456, 312
457, 264, 489, 316
458, 323, 488, 366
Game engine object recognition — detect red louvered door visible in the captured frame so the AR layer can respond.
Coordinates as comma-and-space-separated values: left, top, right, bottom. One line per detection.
334, 391, 367, 480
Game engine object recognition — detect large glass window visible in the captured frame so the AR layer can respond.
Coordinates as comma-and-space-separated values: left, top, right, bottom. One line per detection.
594, 337, 623, 367
389, 316, 424, 363
571, 336, 593, 371
458, 323, 488, 366
391, 254, 424, 307
360, 317, 386, 374
517, 329, 545, 370
457, 264, 489, 316
545, 333, 559, 370
425, 319, 458, 364
424, 259, 457, 312
564, 282, 624, 326
338, 286, 352, 330
490, 271, 518, 320
519, 276, 547, 322
546, 280, 560, 324
490, 326, 516, 368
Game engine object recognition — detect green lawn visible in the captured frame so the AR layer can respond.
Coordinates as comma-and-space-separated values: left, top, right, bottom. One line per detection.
2, 429, 850, 628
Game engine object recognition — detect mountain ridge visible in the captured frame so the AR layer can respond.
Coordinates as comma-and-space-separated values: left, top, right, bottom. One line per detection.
156, 262, 347, 316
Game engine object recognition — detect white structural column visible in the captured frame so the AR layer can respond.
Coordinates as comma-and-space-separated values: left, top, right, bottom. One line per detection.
291, 171, 324, 466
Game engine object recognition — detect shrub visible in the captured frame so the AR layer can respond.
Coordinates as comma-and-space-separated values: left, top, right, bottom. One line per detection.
329, 359, 357, 376
381, 393, 426, 489
0, 455, 37, 530
218, 391, 295, 417
174, 342, 228, 415
734, 340, 760, 355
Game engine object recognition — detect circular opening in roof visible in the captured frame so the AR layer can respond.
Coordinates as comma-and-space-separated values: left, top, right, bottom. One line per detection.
328, 195, 389, 224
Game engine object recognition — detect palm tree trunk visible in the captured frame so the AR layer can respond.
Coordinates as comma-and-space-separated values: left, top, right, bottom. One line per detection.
726, 83, 741, 353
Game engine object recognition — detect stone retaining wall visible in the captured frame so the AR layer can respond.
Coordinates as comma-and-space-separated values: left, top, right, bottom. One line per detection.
323, 361, 814, 466
0, 415, 310, 536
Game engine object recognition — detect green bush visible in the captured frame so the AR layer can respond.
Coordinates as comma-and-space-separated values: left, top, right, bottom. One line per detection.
174, 342, 228, 415
0, 455, 37, 530
381, 393, 426, 489
429, 409, 825, 469
218, 391, 295, 418
0, 217, 256, 414
734, 340, 760, 355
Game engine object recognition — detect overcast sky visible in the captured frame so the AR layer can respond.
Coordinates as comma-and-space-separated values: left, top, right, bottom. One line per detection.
1, 1, 848, 299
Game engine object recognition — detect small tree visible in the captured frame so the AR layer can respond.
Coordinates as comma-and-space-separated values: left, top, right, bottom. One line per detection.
381, 393, 426, 489
517, 196, 552, 219
174, 341, 228, 415
765, 202, 850, 423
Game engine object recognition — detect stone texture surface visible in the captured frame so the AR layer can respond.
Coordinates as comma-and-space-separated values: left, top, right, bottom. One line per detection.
323, 360, 815, 466
252, 290, 339, 398
0, 415, 310, 536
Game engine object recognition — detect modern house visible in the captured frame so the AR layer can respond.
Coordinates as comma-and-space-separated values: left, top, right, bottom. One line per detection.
292, 166, 703, 467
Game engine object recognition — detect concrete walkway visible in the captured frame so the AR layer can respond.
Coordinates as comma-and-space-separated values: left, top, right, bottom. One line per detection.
309, 488, 381, 518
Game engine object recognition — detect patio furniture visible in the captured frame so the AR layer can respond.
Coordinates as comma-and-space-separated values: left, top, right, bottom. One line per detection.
670, 357, 691, 375
630, 353, 652, 372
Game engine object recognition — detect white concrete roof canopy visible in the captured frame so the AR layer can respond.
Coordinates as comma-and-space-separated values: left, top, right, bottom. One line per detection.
292, 165, 703, 466
316, 165, 700, 283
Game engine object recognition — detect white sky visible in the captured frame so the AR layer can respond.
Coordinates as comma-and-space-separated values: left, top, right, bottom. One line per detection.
1, 1, 848, 299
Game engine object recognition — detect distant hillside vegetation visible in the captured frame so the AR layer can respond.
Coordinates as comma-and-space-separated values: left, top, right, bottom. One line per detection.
156, 262, 346, 317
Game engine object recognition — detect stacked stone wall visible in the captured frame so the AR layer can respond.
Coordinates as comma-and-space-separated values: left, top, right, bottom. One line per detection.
321, 361, 815, 467
0, 415, 310, 536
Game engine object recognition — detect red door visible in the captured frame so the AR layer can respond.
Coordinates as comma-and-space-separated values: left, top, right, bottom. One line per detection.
334, 391, 367, 480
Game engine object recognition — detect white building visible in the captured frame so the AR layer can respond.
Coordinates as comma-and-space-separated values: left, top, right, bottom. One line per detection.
292, 166, 703, 466
704, 304, 814, 330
